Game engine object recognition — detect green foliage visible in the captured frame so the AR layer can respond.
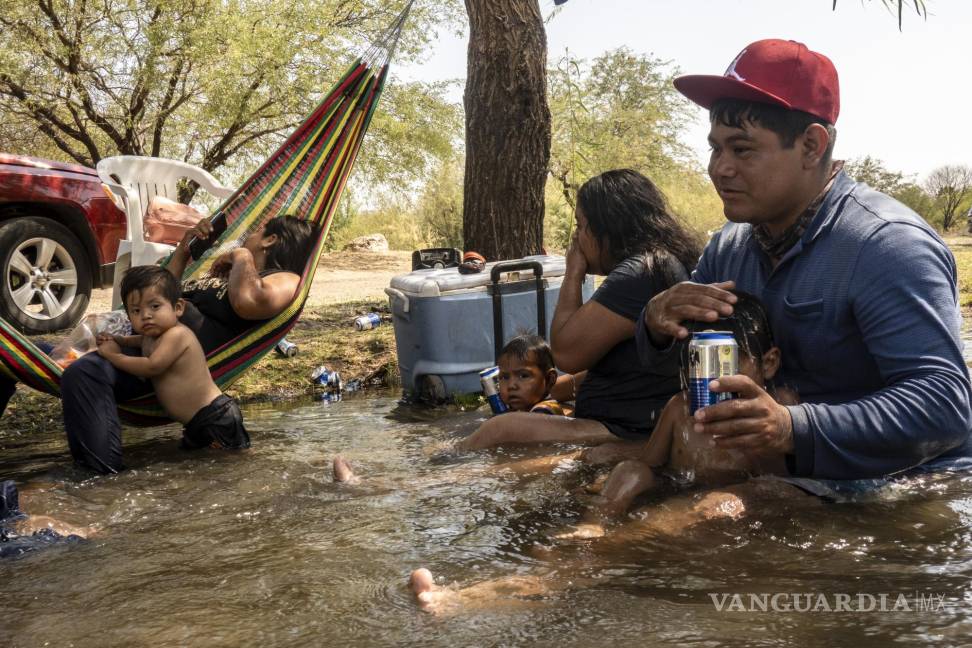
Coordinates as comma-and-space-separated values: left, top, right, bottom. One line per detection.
0, 0, 463, 196
326, 194, 426, 252
895, 182, 936, 225
844, 156, 907, 195
831, 0, 927, 30
416, 155, 464, 249
323, 192, 361, 251
544, 47, 720, 250
925, 165, 972, 232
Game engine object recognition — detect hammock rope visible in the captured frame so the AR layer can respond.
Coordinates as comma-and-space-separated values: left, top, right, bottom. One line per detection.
0, 0, 414, 425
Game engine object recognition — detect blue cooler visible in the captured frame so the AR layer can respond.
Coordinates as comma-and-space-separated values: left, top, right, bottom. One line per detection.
385, 255, 594, 401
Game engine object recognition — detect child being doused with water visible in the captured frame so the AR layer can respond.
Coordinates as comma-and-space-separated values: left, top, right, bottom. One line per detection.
561, 290, 798, 537
95, 266, 250, 453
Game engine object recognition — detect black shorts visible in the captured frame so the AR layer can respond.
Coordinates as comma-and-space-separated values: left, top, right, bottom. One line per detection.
181, 394, 250, 450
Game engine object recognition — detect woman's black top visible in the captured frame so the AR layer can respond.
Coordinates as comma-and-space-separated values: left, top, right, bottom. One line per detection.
573, 252, 687, 438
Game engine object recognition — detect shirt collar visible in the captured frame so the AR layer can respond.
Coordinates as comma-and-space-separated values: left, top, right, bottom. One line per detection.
803, 166, 856, 244
753, 161, 845, 258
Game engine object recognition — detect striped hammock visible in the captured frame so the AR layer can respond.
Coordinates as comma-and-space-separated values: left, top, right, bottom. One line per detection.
0, 2, 412, 425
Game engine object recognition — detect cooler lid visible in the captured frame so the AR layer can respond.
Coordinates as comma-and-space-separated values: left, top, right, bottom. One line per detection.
389, 254, 567, 297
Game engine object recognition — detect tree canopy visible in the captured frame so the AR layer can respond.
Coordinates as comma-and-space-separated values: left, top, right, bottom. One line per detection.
545, 47, 720, 247
0, 0, 463, 192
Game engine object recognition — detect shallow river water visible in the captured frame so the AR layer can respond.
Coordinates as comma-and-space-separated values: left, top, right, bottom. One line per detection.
4, 339, 972, 646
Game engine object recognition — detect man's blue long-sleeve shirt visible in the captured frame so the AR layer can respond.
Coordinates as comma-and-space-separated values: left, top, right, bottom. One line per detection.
637, 171, 972, 479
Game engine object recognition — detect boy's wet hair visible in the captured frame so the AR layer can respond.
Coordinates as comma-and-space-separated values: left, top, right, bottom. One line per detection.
120, 265, 181, 310
681, 289, 775, 373
498, 335, 555, 374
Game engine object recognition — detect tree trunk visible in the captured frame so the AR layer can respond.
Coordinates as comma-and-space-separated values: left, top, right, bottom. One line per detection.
463, 0, 551, 260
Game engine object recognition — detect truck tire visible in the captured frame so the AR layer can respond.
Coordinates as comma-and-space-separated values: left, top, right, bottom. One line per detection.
0, 216, 92, 334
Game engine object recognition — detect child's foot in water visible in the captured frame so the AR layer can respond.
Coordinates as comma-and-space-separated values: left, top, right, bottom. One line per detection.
409, 568, 452, 612
332, 456, 360, 484
553, 522, 606, 540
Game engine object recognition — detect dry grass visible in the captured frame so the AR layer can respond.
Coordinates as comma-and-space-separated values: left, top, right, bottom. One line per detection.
226, 298, 397, 403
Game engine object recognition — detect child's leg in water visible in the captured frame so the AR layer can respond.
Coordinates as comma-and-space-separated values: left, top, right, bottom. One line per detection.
556, 460, 659, 539
408, 567, 566, 614
594, 479, 817, 544
489, 450, 583, 476
332, 456, 360, 484
459, 413, 616, 450
13, 515, 94, 538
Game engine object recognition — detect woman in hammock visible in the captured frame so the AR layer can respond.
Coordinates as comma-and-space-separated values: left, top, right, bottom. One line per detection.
58, 214, 318, 474
460, 169, 701, 453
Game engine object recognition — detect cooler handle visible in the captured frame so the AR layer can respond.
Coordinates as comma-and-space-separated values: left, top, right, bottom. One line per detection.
384, 287, 410, 314
490, 260, 546, 361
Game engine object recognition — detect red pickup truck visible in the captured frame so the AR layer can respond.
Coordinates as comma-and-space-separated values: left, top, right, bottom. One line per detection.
0, 153, 127, 334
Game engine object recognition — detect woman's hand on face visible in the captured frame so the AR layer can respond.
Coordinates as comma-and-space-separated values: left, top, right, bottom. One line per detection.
565, 231, 589, 278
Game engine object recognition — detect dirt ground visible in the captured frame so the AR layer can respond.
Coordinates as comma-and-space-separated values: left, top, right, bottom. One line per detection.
87, 250, 414, 313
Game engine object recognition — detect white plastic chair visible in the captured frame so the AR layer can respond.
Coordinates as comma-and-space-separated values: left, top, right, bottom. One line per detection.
96, 156, 235, 308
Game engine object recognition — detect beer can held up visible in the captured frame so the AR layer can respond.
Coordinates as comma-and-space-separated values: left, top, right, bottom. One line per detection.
687, 331, 737, 415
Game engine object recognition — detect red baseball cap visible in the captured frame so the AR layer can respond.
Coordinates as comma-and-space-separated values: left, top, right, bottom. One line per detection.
674, 39, 840, 124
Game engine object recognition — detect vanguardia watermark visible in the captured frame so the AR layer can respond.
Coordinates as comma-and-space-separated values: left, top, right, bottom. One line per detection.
709, 591, 958, 613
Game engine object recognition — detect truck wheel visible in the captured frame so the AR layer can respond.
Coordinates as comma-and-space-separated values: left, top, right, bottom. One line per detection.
0, 217, 92, 334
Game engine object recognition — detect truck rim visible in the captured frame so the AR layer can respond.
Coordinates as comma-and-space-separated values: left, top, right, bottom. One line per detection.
6, 237, 79, 320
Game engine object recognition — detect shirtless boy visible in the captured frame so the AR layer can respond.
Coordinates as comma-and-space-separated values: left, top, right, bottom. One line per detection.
96, 266, 250, 452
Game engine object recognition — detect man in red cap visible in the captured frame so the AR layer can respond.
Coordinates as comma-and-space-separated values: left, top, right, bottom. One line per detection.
638, 39, 971, 487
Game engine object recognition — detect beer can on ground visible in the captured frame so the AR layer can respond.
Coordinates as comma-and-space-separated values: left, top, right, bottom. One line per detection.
275, 338, 298, 357
479, 366, 509, 415
310, 365, 342, 390
688, 331, 738, 415
354, 313, 381, 331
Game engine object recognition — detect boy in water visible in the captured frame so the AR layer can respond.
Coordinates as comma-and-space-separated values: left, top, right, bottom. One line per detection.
562, 290, 797, 537
96, 266, 250, 453
495, 335, 574, 416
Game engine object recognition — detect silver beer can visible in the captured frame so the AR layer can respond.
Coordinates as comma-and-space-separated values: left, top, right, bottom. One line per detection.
688, 331, 738, 415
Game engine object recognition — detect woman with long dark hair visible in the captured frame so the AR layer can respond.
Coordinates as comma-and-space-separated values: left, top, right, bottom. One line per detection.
462, 169, 701, 449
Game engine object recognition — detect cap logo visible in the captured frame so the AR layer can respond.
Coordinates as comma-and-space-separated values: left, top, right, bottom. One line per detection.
724, 48, 747, 81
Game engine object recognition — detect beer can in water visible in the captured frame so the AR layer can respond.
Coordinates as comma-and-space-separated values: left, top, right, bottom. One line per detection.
354, 313, 381, 331
688, 331, 738, 415
310, 366, 342, 390
479, 366, 508, 415
275, 338, 298, 357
